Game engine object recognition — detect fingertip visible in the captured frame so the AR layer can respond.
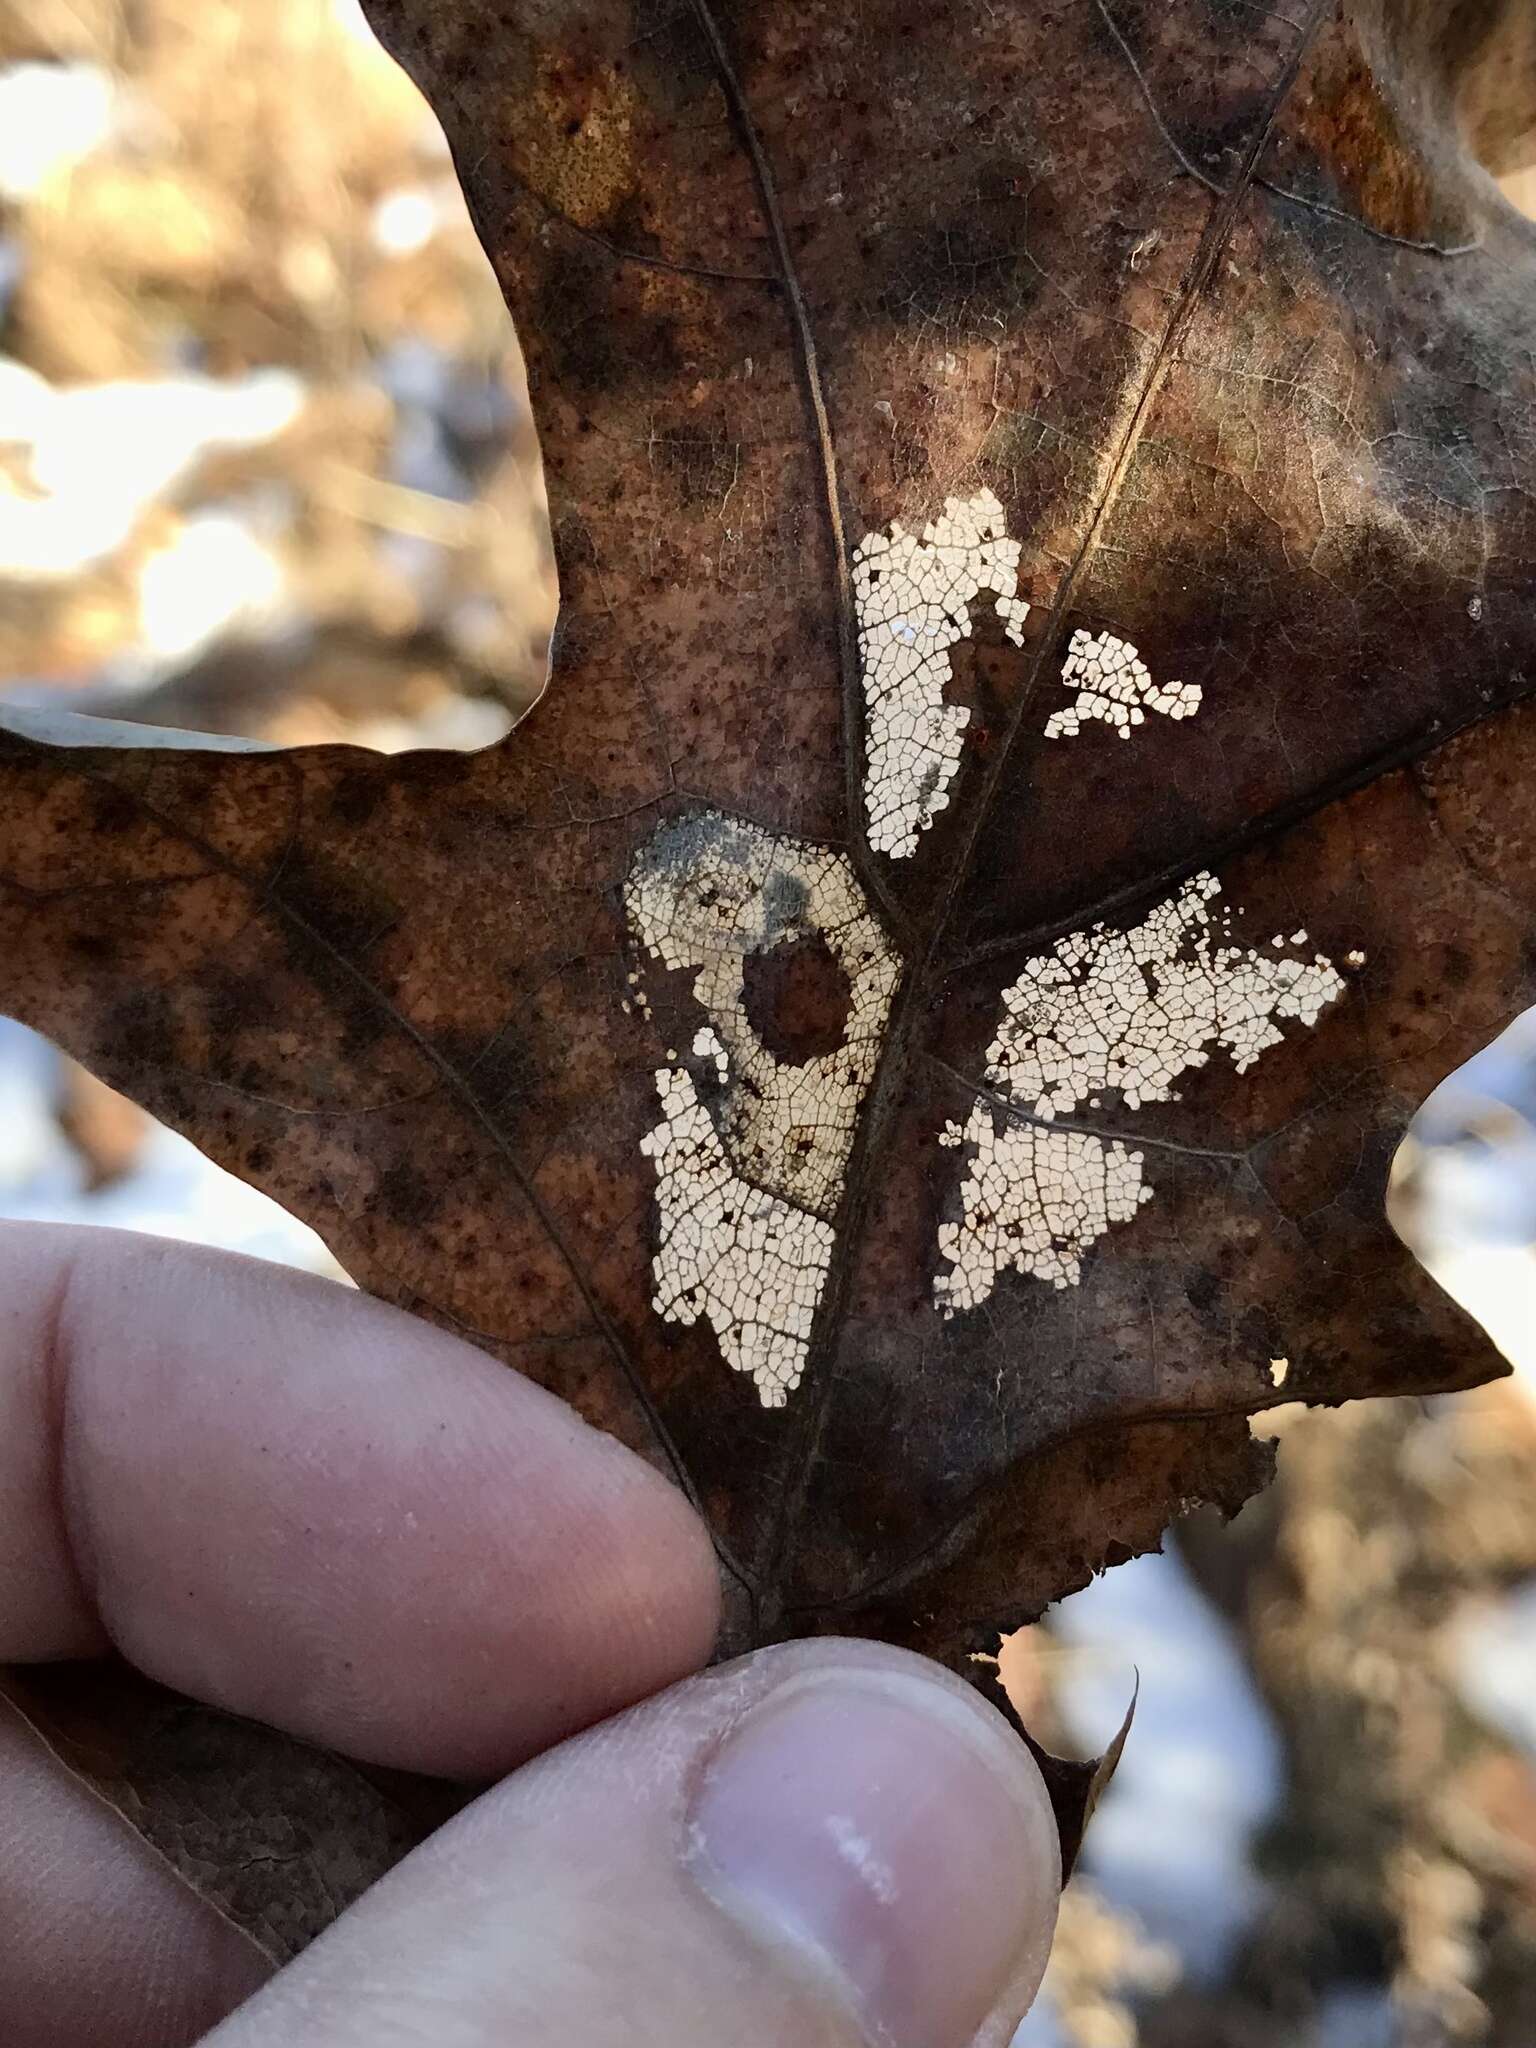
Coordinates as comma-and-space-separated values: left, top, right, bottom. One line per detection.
205, 1637, 1060, 2048
0, 1692, 271, 2047
609, 1436, 725, 1684
1, 1224, 722, 1776
688, 1641, 1061, 2046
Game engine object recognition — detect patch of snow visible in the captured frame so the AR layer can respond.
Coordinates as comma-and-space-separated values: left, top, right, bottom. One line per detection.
0, 63, 118, 200
135, 510, 289, 664
1451, 1577, 1536, 1759
371, 185, 441, 256
1011, 2001, 1069, 2047
1313, 1984, 1395, 2047
0, 360, 304, 579
1050, 1547, 1282, 1979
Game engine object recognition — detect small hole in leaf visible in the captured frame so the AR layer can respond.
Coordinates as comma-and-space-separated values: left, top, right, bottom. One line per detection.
742, 932, 854, 1066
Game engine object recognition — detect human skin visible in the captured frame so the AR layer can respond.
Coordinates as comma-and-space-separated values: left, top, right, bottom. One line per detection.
0, 1223, 1060, 2048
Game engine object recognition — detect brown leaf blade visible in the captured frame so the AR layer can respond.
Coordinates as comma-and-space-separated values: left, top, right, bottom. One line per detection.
1, 1663, 434, 1961
1012, 1680, 1139, 1886
0, 0, 1532, 1946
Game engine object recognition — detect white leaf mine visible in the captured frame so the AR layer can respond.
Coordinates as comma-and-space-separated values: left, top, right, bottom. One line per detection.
639, 1053, 835, 1411
935, 1117, 1151, 1305
854, 487, 1029, 860
627, 578, 1353, 1377
935, 873, 1352, 1315
983, 872, 1346, 1117
1045, 628, 1202, 741
625, 811, 899, 1406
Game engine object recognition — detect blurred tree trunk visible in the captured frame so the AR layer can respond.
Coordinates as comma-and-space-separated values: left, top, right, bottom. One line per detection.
1177, 1390, 1536, 2043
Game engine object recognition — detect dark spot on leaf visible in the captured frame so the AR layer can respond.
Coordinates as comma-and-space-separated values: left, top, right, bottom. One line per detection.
1186, 1270, 1221, 1314
532, 257, 683, 401
278, 850, 396, 960
1197, 0, 1263, 34
654, 431, 743, 510
743, 932, 853, 1065
203, 971, 276, 1040
101, 987, 176, 1074
435, 1020, 537, 1117
70, 929, 119, 969
876, 218, 1034, 327
325, 770, 385, 831
88, 781, 142, 838
375, 1158, 438, 1227
335, 991, 391, 1060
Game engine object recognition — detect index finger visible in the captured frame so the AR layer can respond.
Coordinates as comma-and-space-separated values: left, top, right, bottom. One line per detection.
0, 1222, 720, 1777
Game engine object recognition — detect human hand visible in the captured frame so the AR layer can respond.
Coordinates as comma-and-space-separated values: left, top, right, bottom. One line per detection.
0, 1222, 1060, 2047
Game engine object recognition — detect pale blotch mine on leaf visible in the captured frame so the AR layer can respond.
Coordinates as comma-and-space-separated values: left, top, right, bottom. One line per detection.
853, 487, 1029, 859
639, 1053, 835, 1409
1045, 628, 1203, 741
625, 811, 899, 1406
935, 873, 1353, 1314
634, 481, 1349, 1378
936, 1117, 1152, 1303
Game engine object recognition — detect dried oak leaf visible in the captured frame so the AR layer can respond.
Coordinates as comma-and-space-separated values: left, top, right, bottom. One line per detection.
2, 0, 1535, 1948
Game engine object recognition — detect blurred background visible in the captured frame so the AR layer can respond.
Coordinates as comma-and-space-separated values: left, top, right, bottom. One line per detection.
0, 4, 1534, 2042
0, 0, 557, 1276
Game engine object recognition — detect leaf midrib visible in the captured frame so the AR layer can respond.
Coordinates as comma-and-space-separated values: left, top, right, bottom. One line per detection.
2, 0, 1491, 1650
721, 0, 1338, 1629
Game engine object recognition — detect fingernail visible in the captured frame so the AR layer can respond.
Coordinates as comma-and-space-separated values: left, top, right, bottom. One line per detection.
688, 1667, 1059, 2048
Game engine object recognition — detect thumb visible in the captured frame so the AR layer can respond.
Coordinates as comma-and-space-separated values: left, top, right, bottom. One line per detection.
206, 1639, 1061, 2048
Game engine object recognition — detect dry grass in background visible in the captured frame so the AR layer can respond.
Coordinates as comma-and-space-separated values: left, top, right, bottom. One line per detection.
0, 0, 555, 743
